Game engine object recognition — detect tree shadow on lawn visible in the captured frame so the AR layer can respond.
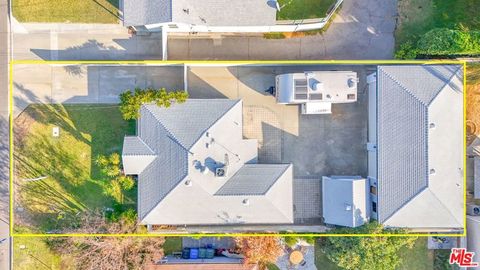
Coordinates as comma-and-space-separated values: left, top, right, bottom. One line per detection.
14, 104, 136, 232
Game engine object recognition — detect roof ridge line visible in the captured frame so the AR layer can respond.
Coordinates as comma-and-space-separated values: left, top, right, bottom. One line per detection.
380, 185, 428, 223
426, 65, 463, 106
426, 187, 463, 226
143, 104, 180, 146
378, 66, 428, 106
137, 136, 157, 155
188, 99, 242, 151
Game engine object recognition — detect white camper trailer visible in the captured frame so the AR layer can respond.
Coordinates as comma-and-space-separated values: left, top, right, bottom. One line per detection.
275, 71, 358, 114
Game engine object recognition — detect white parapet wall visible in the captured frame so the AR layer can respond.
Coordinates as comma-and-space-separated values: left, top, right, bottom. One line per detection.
152, 0, 343, 33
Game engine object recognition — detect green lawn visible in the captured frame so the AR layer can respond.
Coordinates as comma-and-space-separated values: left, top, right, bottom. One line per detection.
13, 237, 73, 270
314, 240, 341, 270
277, 0, 337, 20
396, 0, 480, 47
12, 0, 120, 23
397, 238, 434, 270
14, 104, 135, 232
314, 238, 433, 270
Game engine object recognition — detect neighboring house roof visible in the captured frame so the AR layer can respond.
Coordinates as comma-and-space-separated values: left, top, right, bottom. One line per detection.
322, 176, 370, 227
376, 65, 464, 229
123, 0, 277, 27
467, 216, 480, 266
123, 99, 294, 225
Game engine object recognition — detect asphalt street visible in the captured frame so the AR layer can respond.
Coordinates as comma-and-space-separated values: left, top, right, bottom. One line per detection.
0, 0, 11, 268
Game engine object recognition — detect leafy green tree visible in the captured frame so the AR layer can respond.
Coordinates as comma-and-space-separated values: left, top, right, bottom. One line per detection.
95, 152, 135, 204
321, 222, 417, 270
119, 87, 189, 120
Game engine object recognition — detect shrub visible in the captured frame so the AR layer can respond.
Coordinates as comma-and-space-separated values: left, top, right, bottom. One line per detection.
416, 28, 480, 56
322, 222, 417, 270
96, 152, 135, 204
119, 88, 189, 120
263, 32, 286, 39
394, 41, 418, 59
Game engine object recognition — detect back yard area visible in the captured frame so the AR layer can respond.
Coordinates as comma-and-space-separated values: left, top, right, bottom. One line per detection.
315, 238, 436, 270
395, 0, 480, 50
13, 104, 135, 232
12, 0, 120, 23
276, 0, 337, 20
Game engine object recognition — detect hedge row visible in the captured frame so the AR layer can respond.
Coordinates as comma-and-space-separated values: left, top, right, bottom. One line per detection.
395, 28, 480, 59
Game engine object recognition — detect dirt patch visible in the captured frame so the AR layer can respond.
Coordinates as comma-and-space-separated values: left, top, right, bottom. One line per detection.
467, 63, 480, 146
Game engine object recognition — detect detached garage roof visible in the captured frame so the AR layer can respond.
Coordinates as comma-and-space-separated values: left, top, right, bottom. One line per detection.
122, 99, 294, 225
376, 65, 464, 229
123, 0, 277, 27
322, 176, 370, 228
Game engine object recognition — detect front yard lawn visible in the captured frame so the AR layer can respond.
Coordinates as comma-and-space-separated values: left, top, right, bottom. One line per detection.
277, 0, 337, 20
396, 0, 480, 47
14, 104, 135, 232
12, 0, 120, 23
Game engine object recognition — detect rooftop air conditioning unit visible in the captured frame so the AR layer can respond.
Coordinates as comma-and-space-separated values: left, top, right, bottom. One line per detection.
467, 204, 480, 216
215, 167, 227, 178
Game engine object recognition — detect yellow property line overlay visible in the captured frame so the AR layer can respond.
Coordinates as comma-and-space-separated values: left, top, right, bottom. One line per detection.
9, 60, 468, 238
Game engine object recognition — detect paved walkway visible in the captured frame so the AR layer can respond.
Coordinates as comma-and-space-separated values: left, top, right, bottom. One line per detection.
167, 0, 397, 60
11, 0, 397, 61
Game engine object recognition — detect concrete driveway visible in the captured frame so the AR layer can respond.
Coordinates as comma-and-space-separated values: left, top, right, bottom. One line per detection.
12, 64, 185, 116
168, 0, 397, 60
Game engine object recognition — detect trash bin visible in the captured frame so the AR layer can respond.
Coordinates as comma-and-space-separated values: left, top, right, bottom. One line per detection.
190, 248, 199, 259
206, 248, 215, 259
182, 248, 190, 259
199, 248, 206, 259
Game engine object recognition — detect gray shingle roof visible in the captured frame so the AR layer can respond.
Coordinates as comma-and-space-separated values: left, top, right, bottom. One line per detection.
377, 67, 429, 222
136, 100, 239, 220
378, 65, 462, 105
123, 0, 172, 27
143, 99, 239, 150
123, 0, 277, 27
123, 99, 294, 225
123, 136, 155, 156
215, 164, 291, 196
376, 65, 463, 225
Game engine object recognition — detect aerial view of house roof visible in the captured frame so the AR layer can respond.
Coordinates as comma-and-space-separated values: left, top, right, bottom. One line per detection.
322, 176, 369, 228
123, 0, 277, 27
372, 65, 464, 229
122, 99, 294, 226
